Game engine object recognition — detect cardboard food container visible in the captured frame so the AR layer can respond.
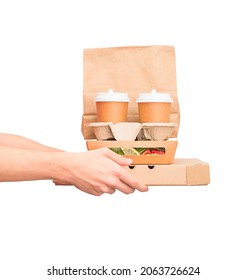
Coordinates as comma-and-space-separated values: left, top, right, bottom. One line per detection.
86, 140, 178, 165
81, 45, 210, 186
124, 158, 210, 186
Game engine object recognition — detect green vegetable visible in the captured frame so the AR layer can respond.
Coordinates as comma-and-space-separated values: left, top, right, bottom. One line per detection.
109, 148, 124, 155
134, 148, 147, 154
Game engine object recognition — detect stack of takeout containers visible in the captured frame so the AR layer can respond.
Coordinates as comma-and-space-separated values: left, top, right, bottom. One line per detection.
82, 46, 210, 186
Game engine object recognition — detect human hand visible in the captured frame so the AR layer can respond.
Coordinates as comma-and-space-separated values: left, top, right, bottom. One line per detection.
52, 147, 148, 196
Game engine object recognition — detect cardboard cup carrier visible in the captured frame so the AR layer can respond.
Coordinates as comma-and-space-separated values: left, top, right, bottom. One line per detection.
82, 46, 210, 186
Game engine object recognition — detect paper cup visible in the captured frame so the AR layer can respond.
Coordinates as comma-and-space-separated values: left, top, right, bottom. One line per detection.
95, 89, 130, 123
136, 89, 173, 123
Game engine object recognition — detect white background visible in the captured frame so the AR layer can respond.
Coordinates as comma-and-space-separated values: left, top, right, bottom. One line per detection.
0, 0, 245, 279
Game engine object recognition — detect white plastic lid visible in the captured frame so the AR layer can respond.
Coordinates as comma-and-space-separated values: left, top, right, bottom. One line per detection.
95, 89, 130, 102
136, 89, 173, 103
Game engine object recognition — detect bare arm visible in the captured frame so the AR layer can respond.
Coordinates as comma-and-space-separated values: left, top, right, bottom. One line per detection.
0, 133, 64, 185
0, 146, 56, 181
0, 133, 61, 152
0, 145, 148, 196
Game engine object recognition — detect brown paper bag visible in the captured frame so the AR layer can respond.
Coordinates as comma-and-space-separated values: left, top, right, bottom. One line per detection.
82, 45, 180, 139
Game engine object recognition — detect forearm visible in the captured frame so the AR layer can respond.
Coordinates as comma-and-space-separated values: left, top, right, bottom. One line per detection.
0, 133, 62, 152
0, 146, 59, 182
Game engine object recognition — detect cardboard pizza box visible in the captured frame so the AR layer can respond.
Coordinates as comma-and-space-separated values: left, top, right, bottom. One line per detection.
124, 158, 210, 186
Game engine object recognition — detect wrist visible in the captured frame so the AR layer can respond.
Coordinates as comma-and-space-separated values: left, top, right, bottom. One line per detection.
47, 151, 71, 182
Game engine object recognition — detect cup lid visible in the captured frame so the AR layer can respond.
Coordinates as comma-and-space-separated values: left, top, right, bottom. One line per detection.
95, 89, 130, 102
136, 89, 173, 103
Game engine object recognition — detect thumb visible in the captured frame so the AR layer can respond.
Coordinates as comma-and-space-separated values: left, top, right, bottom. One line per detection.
105, 149, 133, 166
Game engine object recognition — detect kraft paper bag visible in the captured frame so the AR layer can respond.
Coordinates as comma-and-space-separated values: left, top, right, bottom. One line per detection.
82, 45, 180, 139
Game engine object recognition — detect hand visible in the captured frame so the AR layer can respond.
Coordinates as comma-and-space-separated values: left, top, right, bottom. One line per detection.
53, 148, 148, 196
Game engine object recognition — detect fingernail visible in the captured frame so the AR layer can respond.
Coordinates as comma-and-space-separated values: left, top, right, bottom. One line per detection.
125, 158, 133, 164
143, 185, 149, 192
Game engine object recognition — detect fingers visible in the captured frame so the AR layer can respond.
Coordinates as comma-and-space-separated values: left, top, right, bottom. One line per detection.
102, 148, 133, 166
119, 169, 148, 192
105, 169, 148, 194
105, 176, 135, 194
74, 183, 116, 196
115, 181, 135, 194
100, 148, 148, 193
